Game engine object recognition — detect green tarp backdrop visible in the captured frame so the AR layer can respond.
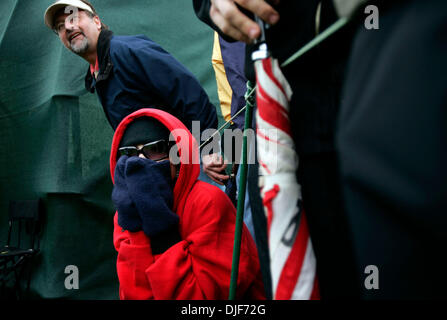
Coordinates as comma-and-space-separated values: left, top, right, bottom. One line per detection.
0, 0, 220, 299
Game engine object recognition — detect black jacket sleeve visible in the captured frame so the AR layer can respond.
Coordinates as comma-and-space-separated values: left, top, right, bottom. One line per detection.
111, 37, 218, 134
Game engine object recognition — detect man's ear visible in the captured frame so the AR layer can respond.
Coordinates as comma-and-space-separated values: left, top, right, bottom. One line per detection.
93, 15, 102, 30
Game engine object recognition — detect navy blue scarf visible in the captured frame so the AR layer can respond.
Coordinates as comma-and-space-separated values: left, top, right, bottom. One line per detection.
112, 156, 179, 237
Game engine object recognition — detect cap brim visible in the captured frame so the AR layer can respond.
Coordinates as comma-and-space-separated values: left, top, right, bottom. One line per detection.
44, 1, 94, 30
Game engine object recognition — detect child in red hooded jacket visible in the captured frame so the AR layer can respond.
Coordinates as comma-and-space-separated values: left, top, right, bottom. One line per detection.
110, 108, 265, 300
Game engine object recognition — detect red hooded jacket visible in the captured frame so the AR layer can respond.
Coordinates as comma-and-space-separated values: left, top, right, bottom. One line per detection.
110, 108, 265, 300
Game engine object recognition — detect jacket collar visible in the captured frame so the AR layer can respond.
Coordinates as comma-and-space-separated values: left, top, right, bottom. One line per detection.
85, 29, 114, 92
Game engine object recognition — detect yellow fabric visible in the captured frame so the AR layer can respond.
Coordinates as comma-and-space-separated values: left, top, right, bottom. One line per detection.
212, 32, 233, 123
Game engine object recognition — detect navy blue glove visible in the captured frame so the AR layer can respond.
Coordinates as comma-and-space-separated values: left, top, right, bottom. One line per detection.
112, 155, 142, 232
123, 156, 179, 237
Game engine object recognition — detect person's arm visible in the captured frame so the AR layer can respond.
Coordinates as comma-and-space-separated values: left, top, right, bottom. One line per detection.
193, 0, 280, 43
111, 38, 218, 134
113, 38, 229, 183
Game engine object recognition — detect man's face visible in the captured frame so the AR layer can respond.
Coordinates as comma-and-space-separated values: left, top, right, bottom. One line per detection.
54, 8, 101, 56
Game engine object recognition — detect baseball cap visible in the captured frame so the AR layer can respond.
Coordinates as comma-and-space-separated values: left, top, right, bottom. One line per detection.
44, 0, 94, 30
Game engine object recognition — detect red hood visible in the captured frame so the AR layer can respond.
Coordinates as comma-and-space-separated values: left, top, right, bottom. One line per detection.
110, 108, 200, 212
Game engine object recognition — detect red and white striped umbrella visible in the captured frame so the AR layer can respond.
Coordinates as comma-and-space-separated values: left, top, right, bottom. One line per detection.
255, 57, 319, 300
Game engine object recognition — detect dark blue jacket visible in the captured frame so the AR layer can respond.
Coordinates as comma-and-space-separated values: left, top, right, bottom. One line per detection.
85, 30, 217, 133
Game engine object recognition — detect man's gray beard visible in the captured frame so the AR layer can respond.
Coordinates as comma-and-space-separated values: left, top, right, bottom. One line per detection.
70, 37, 89, 54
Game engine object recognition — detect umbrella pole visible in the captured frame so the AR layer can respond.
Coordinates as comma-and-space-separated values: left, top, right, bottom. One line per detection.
229, 80, 255, 300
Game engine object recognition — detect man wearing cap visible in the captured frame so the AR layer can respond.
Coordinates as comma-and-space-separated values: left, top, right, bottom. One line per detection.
44, 0, 227, 184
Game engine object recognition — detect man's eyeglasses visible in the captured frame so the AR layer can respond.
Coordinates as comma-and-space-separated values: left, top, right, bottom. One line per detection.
53, 15, 79, 35
54, 21, 68, 34
118, 140, 172, 161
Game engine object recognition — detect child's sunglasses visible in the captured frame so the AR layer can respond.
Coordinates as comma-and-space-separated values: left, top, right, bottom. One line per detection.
118, 140, 172, 161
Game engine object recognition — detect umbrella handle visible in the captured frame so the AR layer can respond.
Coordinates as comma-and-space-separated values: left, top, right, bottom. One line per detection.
251, 16, 271, 61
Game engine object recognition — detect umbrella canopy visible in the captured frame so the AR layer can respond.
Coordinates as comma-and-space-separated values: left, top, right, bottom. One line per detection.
255, 57, 319, 300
